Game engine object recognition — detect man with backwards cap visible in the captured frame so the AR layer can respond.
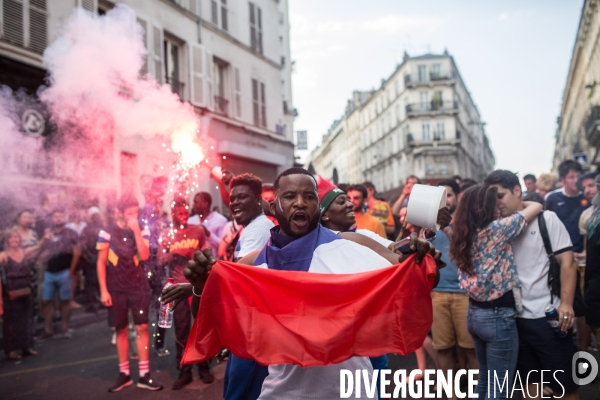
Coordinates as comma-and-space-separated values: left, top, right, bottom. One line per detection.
184, 167, 442, 399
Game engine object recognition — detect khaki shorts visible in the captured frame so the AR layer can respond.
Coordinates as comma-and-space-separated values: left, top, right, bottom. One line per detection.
431, 291, 474, 350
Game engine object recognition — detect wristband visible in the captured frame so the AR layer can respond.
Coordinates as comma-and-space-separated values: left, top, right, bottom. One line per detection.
192, 286, 202, 298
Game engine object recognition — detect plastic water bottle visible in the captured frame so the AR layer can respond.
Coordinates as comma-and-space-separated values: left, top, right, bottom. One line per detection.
158, 278, 175, 328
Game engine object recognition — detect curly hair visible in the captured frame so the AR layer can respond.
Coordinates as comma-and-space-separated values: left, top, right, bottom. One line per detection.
230, 173, 263, 198
449, 184, 498, 274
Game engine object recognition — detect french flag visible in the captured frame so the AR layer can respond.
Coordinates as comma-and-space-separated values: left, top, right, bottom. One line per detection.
182, 225, 436, 368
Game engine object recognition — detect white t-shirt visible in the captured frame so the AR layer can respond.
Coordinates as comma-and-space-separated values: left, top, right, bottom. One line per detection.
234, 214, 274, 260
512, 211, 573, 319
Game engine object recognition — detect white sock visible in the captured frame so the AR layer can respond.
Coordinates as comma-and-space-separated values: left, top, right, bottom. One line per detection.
139, 360, 149, 377
119, 361, 130, 376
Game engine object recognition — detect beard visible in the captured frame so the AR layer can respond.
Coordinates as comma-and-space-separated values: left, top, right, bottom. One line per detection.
276, 209, 320, 238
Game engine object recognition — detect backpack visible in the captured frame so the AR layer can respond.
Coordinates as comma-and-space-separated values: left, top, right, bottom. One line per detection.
537, 211, 586, 317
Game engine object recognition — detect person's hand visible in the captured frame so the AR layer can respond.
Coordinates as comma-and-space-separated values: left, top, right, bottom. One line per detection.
574, 252, 586, 262
436, 207, 452, 230
161, 283, 193, 308
101, 291, 112, 307
402, 184, 412, 196
184, 248, 217, 293
126, 215, 140, 231
221, 169, 234, 186
557, 303, 575, 331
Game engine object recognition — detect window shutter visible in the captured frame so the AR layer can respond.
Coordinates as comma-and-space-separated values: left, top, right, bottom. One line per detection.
77, 0, 97, 13
205, 48, 213, 109
151, 24, 163, 83
137, 18, 149, 76
2, 0, 24, 47
188, 0, 198, 15
189, 43, 205, 107
29, 0, 47, 53
211, 0, 218, 25
233, 66, 242, 119
260, 82, 266, 127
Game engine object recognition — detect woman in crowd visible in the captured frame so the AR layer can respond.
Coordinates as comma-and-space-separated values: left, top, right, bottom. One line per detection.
449, 185, 542, 400
14, 210, 38, 248
0, 229, 48, 360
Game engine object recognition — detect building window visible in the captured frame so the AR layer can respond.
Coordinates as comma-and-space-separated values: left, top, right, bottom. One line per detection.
252, 78, 266, 127
249, 2, 263, 54
163, 38, 183, 99
422, 123, 431, 141
420, 92, 429, 110
436, 122, 445, 140
440, 164, 448, 175
211, 0, 218, 24
1, 0, 48, 54
214, 59, 229, 115
221, 0, 228, 31
431, 63, 441, 79
418, 65, 427, 82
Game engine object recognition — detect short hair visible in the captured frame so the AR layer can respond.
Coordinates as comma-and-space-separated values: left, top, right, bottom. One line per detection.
172, 196, 188, 209
273, 167, 317, 192
459, 179, 477, 193
438, 179, 460, 196
484, 170, 520, 192
230, 173, 263, 198
116, 195, 138, 212
557, 160, 582, 179
362, 181, 376, 193
51, 207, 66, 216
578, 172, 600, 191
347, 184, 367, 200
337, 183, 349, 192
452, 175, 462, 182
194, 192, 212, 208
406, 175, 422, 184
537, 173, 558, 192
523, 174, 537, 183
522, 192, 544, 205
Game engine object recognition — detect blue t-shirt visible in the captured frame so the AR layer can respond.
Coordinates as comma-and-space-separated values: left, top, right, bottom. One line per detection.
432, 230, 464, 293
545, 189, 588, 253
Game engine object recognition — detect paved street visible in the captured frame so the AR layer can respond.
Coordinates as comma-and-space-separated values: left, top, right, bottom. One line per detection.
1, 309, 598, 399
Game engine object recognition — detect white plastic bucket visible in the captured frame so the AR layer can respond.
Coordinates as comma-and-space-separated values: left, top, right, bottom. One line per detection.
406, 184, 447, 231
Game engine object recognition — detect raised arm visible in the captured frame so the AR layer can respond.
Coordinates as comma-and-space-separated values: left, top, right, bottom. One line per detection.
521, 201, 543, 222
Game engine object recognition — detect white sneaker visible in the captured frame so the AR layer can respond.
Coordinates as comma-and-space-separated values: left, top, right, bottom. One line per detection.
111, 332, 116, 346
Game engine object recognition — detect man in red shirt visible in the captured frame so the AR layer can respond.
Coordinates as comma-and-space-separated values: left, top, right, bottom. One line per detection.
158, 197, 211, 390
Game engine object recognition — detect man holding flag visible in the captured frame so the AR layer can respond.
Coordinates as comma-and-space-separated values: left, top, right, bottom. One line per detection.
183, 168, 439, 399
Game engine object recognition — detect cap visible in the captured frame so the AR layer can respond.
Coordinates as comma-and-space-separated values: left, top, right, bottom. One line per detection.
87, 206, 101, 218
316, 175, 345, 218
593, 175, 600, 206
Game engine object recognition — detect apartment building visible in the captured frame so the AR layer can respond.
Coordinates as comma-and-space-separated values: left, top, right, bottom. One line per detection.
306, 51, 495, 192
0, 0, 295, 209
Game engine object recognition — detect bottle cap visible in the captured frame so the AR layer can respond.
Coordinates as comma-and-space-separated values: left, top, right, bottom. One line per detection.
167, 278, 175, 283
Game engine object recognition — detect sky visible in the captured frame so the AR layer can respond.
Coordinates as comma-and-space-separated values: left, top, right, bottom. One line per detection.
288, 0, 583, 181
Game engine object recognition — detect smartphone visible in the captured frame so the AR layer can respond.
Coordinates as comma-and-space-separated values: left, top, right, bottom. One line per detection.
393, 237, 418, 254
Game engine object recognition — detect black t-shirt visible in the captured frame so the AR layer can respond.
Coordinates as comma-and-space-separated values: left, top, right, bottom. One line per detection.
585, 207, 600, 326
46, 227, 79, 273
97, 223, 150, 293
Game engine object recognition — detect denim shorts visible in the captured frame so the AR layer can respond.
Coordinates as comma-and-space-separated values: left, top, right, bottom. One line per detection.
42, 269, 73, 301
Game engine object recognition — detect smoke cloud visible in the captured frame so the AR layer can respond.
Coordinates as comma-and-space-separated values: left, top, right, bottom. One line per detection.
40, 4, 204, 165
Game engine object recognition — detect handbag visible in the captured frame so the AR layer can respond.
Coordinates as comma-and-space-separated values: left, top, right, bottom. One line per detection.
538, 211, 586, 317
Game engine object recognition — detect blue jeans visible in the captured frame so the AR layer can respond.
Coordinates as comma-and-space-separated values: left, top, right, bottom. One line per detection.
467, 304, 518, 400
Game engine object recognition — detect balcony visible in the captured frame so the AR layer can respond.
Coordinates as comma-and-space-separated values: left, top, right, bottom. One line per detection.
214, 95, 229, 116
585, 105, 600, 146
404, 71, 455, 88
166, 77, 185, 101
405, 100, 458, 117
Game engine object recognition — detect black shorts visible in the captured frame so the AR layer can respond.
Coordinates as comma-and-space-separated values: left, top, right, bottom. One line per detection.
516, 317, 578, 394
108, 290, 150, 330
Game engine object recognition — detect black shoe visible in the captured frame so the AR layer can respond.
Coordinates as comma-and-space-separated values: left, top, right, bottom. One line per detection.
172, 373, 193, 390
198, 365, 214, 384
108, 373, 133, 392
137, 373, 163, 391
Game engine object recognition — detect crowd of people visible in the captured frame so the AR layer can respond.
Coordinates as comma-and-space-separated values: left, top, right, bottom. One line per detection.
0, 159, 599, 399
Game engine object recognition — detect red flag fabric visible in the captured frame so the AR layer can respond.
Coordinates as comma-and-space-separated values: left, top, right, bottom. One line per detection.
182, 254, 436, 368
